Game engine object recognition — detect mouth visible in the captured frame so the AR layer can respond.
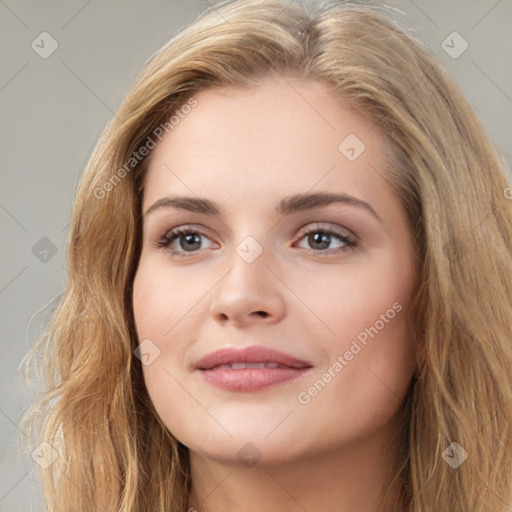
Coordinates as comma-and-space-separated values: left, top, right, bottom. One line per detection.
194, 345, 313, 392
208, 362, 297, 370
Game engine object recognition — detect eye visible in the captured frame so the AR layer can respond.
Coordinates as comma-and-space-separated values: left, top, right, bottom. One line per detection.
154, 223, 357, 259
294, 223, 356, 255
155, 226, 218, 258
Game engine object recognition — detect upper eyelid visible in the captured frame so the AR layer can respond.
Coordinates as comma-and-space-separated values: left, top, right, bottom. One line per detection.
295, 222, 355, 238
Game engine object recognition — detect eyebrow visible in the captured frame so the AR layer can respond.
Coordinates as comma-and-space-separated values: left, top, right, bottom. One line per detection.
144, 191, 382, 223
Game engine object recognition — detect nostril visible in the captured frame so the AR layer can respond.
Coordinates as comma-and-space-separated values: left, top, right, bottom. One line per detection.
255, 311, 269, 317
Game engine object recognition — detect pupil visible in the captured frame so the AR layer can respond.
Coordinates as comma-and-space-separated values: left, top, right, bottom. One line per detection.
310, 232, 330, 250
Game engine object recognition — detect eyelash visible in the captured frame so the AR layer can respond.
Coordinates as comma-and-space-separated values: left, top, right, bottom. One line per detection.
154, 223, 357, 259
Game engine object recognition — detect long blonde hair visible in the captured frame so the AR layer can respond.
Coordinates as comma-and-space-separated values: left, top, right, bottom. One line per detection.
18, 1, 512, 510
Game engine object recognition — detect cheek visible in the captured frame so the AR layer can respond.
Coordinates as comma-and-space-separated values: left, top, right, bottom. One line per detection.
132, 260, 202, 428
291, 248, 415, 342
132, 255, 209, 378
132, 257, 192, 338
294, 252, 417, 431
294, 250, 416, 394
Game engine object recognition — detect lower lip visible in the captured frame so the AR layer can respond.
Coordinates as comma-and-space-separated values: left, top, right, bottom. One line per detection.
199, 367, 312, 392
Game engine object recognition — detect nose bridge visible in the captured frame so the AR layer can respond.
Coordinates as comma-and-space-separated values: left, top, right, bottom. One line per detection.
209, 233, 285, 325
233, 235, 268, 288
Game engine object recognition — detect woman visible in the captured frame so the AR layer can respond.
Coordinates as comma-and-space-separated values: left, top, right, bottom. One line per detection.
19, 0, 512, 511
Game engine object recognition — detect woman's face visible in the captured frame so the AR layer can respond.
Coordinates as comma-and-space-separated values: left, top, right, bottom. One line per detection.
132, 76, 418, 467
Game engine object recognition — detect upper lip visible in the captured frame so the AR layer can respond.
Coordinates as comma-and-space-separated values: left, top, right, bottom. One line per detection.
194, 345, 313, 370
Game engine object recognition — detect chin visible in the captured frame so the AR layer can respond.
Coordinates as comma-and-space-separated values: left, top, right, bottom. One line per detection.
180, 418, 317, 469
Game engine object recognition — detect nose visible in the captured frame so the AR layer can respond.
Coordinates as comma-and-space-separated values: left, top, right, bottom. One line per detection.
209, 245, 286, 327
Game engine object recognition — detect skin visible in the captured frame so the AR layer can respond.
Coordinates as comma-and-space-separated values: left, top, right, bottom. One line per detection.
132, 75, 419, 512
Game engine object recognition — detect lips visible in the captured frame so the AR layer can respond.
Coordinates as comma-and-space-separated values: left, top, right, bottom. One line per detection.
196, 345, 311, 370
194, 345, 313, 392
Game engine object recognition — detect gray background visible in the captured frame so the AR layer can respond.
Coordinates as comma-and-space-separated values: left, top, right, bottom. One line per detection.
1, 1, 511, 510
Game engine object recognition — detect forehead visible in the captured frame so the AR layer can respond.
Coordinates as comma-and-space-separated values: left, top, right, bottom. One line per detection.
142, 76, 393, 216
